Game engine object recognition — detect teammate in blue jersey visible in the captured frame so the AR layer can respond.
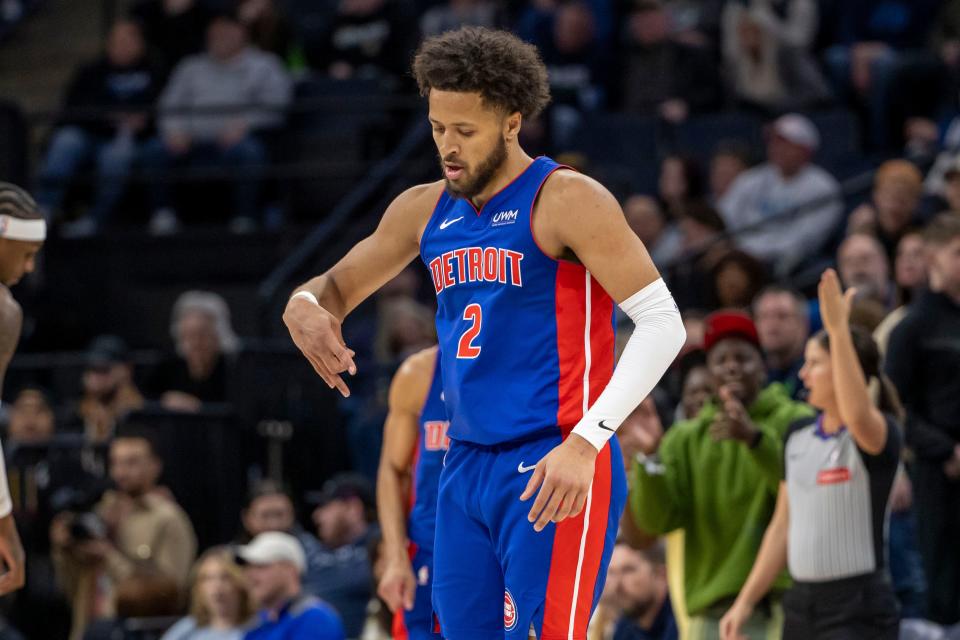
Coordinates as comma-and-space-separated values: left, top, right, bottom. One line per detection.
284, 27, 686, 639
376, 345, 447, 639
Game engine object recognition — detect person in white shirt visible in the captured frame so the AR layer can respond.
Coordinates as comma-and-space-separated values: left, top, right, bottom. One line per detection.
718, 113, 842, 277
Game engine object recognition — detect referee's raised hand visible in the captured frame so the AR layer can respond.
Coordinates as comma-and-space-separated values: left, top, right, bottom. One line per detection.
283, 294, 357, 397
818, 268, 856, 335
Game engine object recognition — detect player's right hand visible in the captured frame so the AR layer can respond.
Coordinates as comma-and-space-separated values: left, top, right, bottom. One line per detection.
719, 601, 752, 640
377, 558, 416, 612
283, 296, 357, 397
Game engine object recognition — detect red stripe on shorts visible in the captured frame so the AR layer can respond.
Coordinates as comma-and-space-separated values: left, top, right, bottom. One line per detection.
541, 444, 613, 638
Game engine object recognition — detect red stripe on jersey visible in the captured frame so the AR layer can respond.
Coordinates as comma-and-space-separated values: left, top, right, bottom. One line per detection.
587, 275, 615, 405
555, 262, 587, 431
541, 442, 614, 638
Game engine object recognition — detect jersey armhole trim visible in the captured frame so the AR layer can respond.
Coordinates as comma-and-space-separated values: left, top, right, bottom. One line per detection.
528, 165, 578, 265
417, 185, 449, 263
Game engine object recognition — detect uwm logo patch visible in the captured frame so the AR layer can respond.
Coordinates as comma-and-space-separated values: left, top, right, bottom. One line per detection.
492, 209, 519, 226
817, 467, 851, 485
424, 420, 450, 451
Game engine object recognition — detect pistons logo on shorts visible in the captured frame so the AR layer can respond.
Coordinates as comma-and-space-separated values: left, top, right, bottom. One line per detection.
504, 588, 518, 631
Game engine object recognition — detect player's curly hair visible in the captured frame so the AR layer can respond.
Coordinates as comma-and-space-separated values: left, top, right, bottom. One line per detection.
412, 27, 551, 120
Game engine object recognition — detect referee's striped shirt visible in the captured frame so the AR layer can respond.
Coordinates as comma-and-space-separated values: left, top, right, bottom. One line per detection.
783, 413, 901, 582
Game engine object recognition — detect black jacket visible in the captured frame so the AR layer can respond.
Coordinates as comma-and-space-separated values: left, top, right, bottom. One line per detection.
58, 56, 163, 139
885, 290, 960, 462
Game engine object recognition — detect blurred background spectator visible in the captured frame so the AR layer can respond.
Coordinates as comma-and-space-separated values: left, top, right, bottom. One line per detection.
141, 11, 292, 234
886, 214, 960, 626
837, 232, 895, 310
658, 153, 705, 220
148, 291, 237, 411
68, 335, 143, 443
34, 20, 162, 236
629, 311, 812, 637
847, 159, 924, 261
237, 531, 345, 640
304, 474, 377, 639
601, 542, 678, 640
717, 113, 842, 277
50, 431, 196, 640
721, 0, 830, 114
752, 286, 809, 400
160, 547, 253, 640
617, 0, 721, 121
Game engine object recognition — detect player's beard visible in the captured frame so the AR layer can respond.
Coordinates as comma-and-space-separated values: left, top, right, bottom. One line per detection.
441, 136, 508, 201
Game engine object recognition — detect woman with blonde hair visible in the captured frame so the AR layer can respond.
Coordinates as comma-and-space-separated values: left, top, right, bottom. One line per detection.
162, 547, 253, 640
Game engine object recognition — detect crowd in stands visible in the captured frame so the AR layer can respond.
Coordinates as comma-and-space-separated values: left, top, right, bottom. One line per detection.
16, 0, 960, 236
2, 0, 960, 639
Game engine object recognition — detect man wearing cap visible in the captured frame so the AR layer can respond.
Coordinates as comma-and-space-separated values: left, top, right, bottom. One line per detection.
304, 473, 377, 638
629, 310, 813, 639
0, 182, 47, 598
717, 113, 842, 277
70, 335, 144, 442
237, 531, 346, 640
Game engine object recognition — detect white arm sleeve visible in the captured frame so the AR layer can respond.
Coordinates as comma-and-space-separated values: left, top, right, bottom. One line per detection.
0, 441, 11, 518
571, 278, 686, 451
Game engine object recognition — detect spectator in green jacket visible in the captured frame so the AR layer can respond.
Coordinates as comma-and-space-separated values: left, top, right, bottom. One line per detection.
629, 310, 813, 640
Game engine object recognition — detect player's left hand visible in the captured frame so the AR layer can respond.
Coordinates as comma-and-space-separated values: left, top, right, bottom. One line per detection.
520, 434, 598, 532
0, 514, 25, 596
377, 557, 416, 613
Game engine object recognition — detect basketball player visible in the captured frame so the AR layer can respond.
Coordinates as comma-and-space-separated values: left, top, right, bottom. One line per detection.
0, 182, 46, 596
376, 345, 446, 639
284, 28, 685, 639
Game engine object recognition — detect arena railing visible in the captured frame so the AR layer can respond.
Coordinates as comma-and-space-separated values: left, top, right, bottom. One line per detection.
255, 113, 434, 334
23, 93, 425, 187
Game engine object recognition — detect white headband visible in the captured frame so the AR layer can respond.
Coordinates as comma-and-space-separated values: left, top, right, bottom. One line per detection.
0, 215, 46, 242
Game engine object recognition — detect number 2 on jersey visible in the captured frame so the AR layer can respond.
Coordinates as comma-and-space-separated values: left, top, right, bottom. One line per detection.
457, 303, 482, 359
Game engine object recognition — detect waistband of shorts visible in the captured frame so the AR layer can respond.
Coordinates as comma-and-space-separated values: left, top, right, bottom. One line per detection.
452, 427, 562, 452
792, 570, 890, 590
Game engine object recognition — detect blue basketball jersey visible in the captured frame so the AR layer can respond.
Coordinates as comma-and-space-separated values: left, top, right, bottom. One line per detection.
407, 351, 448, 552
419, 156, 616, 446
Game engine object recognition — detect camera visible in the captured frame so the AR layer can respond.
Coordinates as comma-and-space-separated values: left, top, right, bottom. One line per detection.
50, 484, 108, 543
68, 512, 107, 542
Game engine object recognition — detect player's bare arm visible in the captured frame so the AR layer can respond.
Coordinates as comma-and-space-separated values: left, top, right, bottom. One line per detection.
376, 347, 436, 613
533, 171, 662, 300
0, 288, 22, 391
283, 182, 443, 396
521, 171, 685, 531
0, 287, 25, 595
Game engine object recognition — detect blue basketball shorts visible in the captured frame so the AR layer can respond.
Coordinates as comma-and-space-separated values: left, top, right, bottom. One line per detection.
432, 433, 627, 640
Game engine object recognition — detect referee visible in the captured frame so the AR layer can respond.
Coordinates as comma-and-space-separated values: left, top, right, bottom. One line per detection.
720, 269, 902, 640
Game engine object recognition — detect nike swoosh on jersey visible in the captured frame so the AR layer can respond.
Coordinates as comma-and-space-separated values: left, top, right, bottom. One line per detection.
439, 216, 464, 230
517, 462, 537, 473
